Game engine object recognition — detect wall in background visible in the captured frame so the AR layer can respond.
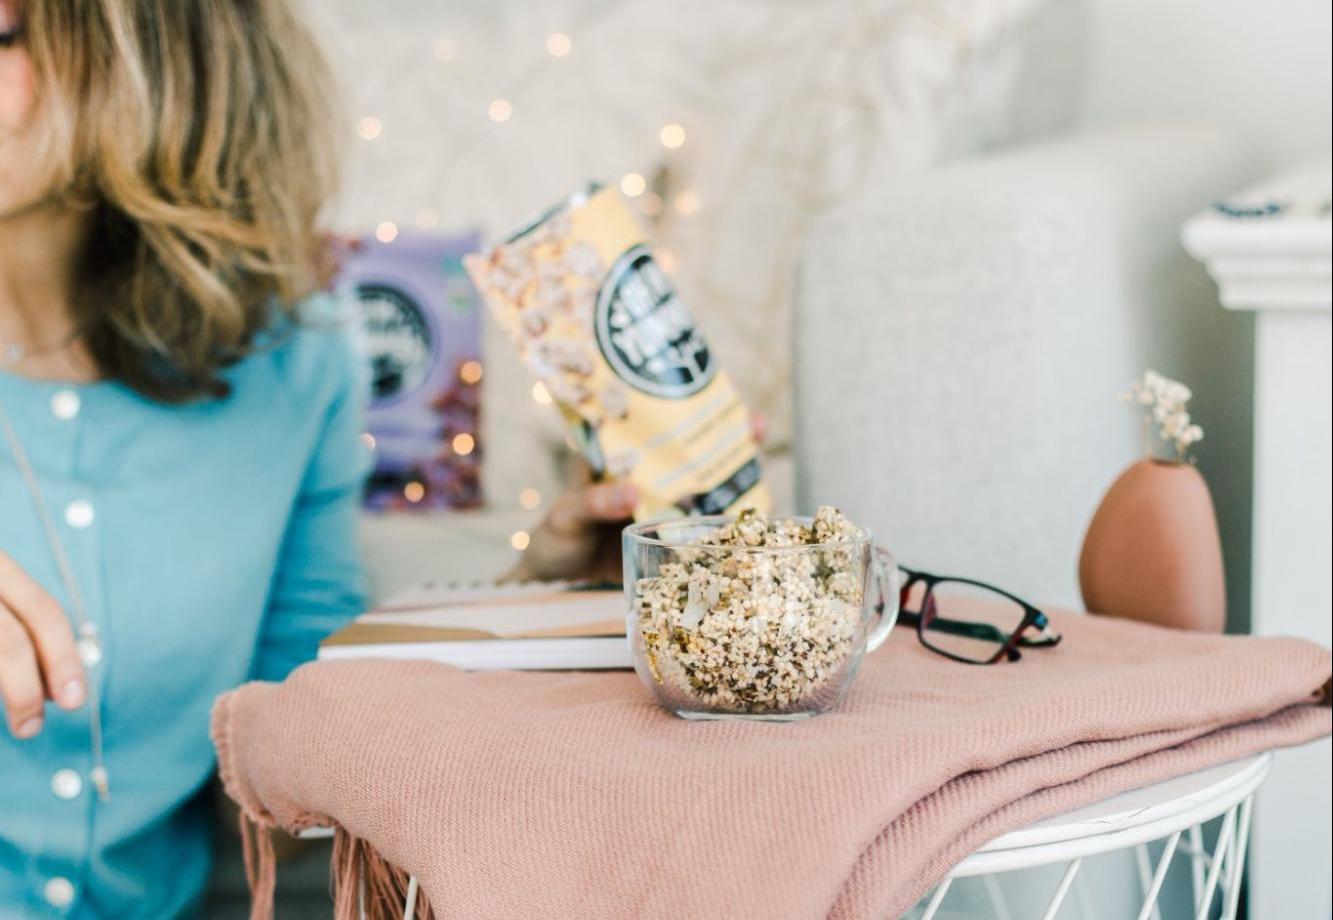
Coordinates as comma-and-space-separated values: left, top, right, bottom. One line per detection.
1081, 0, 1332, 169
1079, 0, 1330, 635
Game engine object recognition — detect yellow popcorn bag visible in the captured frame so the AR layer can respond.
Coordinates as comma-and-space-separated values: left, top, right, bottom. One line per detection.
465, 183, 770, 519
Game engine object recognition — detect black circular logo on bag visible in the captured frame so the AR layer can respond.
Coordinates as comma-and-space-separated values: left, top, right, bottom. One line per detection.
594, 245, 715, 398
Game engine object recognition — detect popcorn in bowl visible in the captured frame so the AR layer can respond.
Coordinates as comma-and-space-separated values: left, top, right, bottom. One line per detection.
625, 508, 898, 720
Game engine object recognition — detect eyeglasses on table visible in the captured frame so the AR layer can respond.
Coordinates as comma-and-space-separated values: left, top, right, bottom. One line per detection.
884, 563, 1062, 665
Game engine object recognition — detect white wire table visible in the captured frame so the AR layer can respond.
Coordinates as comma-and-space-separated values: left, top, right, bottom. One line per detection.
918, 753, 1270, 920
299, 753, 1270, 920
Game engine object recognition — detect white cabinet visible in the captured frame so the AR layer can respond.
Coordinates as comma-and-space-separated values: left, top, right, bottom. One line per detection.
1183, 157, 1332, 920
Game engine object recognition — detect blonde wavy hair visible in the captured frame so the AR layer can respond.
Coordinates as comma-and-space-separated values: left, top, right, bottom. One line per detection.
26, 0, 339, 401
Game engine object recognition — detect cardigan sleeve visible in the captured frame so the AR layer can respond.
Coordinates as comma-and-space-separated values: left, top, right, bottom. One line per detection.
250, 323, 371, 682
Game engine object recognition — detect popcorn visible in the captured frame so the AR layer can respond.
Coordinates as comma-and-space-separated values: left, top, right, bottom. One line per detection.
496, 245, 530, 278
520, 308, 551, 338
600, 382, 630, 420
634, 507, 867, 714
565, 241, 602, 278
606, 448, 641, 478
536, 212, 573, 246
544, 377, 592, 406
532, 277, 570, 312
538, 340, 595, 376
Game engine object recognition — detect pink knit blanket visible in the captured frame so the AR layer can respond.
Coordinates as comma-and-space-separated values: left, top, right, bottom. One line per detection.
212, 610, 1331, 920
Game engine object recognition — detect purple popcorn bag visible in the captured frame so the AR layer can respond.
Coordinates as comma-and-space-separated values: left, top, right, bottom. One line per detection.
335, 231, 485, 510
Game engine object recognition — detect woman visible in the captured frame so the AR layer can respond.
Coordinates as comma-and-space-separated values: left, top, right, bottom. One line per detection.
0, 2, 633, 916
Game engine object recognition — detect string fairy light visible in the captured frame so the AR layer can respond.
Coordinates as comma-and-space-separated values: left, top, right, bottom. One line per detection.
511, 530, 531, 551
531, 381, 552, 405
360, 432, 377, 450
403, 481, 426, 503
619, 173, 646, 197
357, 116, 383, 140
451, 432, 476, 456
375, 221, 399, 243
659, 122, 686, 149
458, 360, 484, 385
545, 32, 572, 57
519, 488, 542, 510
488, 98, 513, 123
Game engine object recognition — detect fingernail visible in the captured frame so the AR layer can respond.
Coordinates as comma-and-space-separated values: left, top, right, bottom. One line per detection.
16, 718, 43, 740
59, 679, 86, 709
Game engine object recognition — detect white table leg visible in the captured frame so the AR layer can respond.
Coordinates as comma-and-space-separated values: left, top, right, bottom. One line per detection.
1194, 805, 1239, 920
1133, 843, 1164, 920
1222, 797, 1255, 920
1072, 872, 1098, 920
1134, 831, 1182, 920
982, 872, 1014, 920
919, 877, 953, 920
1187, 823, 1205, 911
1039, 860, 1082, 920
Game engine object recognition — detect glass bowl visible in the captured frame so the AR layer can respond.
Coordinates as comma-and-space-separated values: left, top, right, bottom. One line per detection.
623, 515, 899, 721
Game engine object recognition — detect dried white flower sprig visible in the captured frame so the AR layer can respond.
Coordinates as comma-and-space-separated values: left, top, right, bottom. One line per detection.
1125, 370, 1204, 462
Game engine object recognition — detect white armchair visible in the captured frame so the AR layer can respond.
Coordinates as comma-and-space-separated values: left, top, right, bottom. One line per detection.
796, 122, 1261, 612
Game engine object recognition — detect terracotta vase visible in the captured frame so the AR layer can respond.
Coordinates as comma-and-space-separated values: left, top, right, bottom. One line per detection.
1079, 458, 1226, 632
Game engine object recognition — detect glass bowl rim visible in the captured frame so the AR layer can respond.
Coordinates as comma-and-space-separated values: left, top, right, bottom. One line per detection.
622, 514, 873, 553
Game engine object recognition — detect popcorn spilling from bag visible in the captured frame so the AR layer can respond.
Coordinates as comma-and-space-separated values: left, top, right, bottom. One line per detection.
464, 185, 771, 520
464, 213, 609, 424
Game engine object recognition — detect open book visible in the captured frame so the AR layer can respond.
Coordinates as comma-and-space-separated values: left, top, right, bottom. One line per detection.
318, 580, 631, 670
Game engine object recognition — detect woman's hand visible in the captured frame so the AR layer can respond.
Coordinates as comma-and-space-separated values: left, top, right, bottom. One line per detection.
506, 477, 638, 585
510, 415, 768, 585
0, 551, 86, 739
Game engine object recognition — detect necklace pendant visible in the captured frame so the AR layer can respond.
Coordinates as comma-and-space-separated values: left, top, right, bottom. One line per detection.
78, 635, 103, 667
91, 766, 111, 801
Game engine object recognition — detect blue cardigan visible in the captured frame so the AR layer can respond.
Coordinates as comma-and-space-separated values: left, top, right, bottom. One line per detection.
1, 314, 368, 918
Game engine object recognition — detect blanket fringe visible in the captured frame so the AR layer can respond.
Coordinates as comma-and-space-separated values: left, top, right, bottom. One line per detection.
238, 810, 276, 920
332, 828, 435, 920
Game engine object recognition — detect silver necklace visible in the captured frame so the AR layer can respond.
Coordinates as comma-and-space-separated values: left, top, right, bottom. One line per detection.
0, 394, 110, 801
0, 328, 84, 367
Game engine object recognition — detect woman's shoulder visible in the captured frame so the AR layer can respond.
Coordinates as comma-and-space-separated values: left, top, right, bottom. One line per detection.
229, 293, 366, 412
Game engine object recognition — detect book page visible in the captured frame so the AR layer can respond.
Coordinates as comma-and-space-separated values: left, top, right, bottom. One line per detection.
358, 589, 625, 639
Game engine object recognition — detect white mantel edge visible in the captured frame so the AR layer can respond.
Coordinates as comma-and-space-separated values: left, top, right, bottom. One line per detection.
1180, 155, 1332, 313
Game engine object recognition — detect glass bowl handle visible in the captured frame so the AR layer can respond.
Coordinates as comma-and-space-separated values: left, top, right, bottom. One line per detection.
867, 545, 901, 653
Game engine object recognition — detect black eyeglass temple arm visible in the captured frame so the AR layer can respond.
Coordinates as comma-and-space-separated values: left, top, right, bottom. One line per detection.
900, 610, 1061, 647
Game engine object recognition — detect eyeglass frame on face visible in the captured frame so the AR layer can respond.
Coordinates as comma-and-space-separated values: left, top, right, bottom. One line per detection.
887, 564, 1062, 665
